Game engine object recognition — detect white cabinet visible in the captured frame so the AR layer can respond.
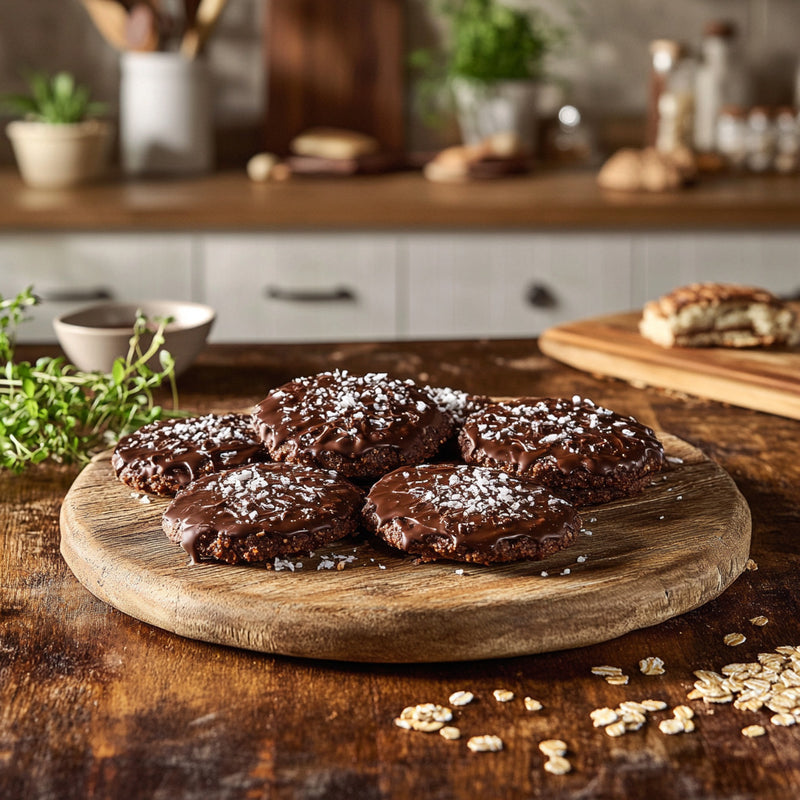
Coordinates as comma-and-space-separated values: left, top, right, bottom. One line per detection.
401, 233, 634, 338
631, 233, 800, 305
200, 234, 398, 342
0, 234, 195, 341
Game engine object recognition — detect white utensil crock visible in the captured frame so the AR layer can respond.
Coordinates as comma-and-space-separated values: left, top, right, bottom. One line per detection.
120, 52, 213, 175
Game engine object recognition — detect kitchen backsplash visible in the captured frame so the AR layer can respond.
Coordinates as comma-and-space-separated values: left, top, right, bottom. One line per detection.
1, 0, 799, 163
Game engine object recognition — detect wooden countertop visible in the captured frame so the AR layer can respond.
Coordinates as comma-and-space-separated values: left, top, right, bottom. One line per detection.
2, 339, 799, 800
3, 167, 800, 231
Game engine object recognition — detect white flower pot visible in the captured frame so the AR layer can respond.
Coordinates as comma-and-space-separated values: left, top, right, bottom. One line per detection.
6, 119, 112, 189
451, 78, 539, 154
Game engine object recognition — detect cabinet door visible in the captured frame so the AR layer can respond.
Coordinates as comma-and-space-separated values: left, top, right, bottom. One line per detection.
632, 233, 800, 305
0, 234, 195, 341
402, 233, 633, 338
200, 234, 398, 341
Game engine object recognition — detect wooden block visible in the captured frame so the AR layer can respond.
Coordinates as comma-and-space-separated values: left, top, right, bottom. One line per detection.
264, 0, 405, 155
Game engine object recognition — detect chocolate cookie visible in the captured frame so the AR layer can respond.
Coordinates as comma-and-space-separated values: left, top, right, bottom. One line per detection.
162, 462, 364, 565
363, 463, 581, 565
459, 396, 664, 506
112, 413, 269, 496
252, 370, 454, 480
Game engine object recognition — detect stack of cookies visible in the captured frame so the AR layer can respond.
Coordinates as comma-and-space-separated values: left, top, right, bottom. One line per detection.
113, 370, 665, 567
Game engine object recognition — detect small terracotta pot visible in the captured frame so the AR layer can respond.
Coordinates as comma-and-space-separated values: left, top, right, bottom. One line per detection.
6, 119, 113, 189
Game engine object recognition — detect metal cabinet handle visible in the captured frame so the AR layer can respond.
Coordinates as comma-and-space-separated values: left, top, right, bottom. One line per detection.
36, 287, 113, 303
264, 286, 357, 303
526, 283, 558, 309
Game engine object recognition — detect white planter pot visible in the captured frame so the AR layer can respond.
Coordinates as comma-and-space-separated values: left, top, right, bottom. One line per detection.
6, 119, 112, 189
120, 52, 213, 176
451, 78, 539, 154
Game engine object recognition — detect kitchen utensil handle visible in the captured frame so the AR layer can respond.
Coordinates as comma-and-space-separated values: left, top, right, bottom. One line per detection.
526, 283, 558, 309
264, 286, 356, 303
36, 287, 113, 303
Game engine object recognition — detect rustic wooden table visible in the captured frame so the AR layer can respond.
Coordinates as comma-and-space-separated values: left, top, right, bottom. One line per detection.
2, 340, 798, 800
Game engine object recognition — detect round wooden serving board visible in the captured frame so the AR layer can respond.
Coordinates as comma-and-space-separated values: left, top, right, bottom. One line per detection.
60, 433, 751, 663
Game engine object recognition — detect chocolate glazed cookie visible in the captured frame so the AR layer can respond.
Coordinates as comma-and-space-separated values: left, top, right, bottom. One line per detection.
162, 463, 364, 565
364, 464, 581, 565
252, 370, 455, 480
459, 396, 665, 506
112, 413, 270, 496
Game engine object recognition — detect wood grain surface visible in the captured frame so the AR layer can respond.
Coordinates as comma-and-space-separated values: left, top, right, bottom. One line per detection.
59, 435, 750, 663
263, 0, 404, 155
4, 340, 800, 800
6, 169, 800, 232
540, 308, 800, 421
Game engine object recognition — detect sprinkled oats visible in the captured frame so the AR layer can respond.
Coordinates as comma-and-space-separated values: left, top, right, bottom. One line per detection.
745, 559, 758, 571
724, 633, 746, 647
448, 691, 474, 707
641, 699, 668, 712
741, 725, 766, 738
749, 616, 769, 627
538, 739, 568, 758
639, 656, 666, 676
682, 718, 696, 733
590, 707, 619, 727
606, 675, 630, 686
395, 703, 452, 732
592, 665, 623, 677
673, 705, 694, 721
621, 710, 647, 731
493, 689, 515, 703
439, 726, 461, 740
468, 734, 503, 753
770, 713, 796, 727
544, 755, 572, 775
524, 697, 543, 712
605, 720, 627, 737
659, 718, 686, 735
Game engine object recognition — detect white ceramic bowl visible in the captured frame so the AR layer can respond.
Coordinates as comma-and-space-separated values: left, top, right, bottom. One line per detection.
53, 300, 215, 376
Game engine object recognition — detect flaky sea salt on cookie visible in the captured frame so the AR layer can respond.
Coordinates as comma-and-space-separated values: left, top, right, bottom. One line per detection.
162, 462, 363, 565
639, 282, 797, 348
112, 413, 269, 496
363, 463, 581, 565
252, 370, 454, 480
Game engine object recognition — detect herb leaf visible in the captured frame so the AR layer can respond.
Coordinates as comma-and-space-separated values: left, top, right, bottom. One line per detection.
0, 287, 185, 473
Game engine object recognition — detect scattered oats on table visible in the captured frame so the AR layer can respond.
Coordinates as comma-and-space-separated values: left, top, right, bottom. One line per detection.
544, 755, 572, 775
741, 725, 766, 738
749, 615, 769, 627
394, 703, 452, 732
439, 726, 461, 740
659, 718, 686, 735
639, 656, 666, 675
592, 665, 623, 677
605, 720, 627, 737
745, 559, 758, 571
590, 707, 619, 728
606, 674, 630, 686
448, 690, 474, 707
493, 689, 514, 703
641, 699, 668, 712
524, 697, 543, 711
724, 632, 746, 646
538, 739, 568, 757
467, 734, 503, 753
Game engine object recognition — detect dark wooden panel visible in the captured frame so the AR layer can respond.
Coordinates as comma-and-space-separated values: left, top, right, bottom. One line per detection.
264, 0, 405, 154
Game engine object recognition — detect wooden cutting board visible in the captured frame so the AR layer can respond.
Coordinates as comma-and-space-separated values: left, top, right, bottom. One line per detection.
60, 433, 750, 663
539, 308, 800, 421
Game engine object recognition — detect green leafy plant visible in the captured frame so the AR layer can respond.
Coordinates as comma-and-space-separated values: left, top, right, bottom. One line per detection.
0, 288, 184, 474
410, 0, 565, 127
1, 71, 106, 124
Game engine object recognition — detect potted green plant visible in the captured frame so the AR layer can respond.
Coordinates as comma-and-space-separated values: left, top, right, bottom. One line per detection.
413, 0, 563, 152
3, 71, 111, 189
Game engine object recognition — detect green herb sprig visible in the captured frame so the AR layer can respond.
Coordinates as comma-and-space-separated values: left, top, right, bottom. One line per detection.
0, 288, 184, 473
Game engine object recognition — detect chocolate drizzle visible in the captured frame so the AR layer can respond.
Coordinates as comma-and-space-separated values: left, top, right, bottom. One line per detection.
365, 464, 581, 560
461, 396, 664, 477
112, 413, 269, 492
162, 463, 363, 564
252, 370, 450, 463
